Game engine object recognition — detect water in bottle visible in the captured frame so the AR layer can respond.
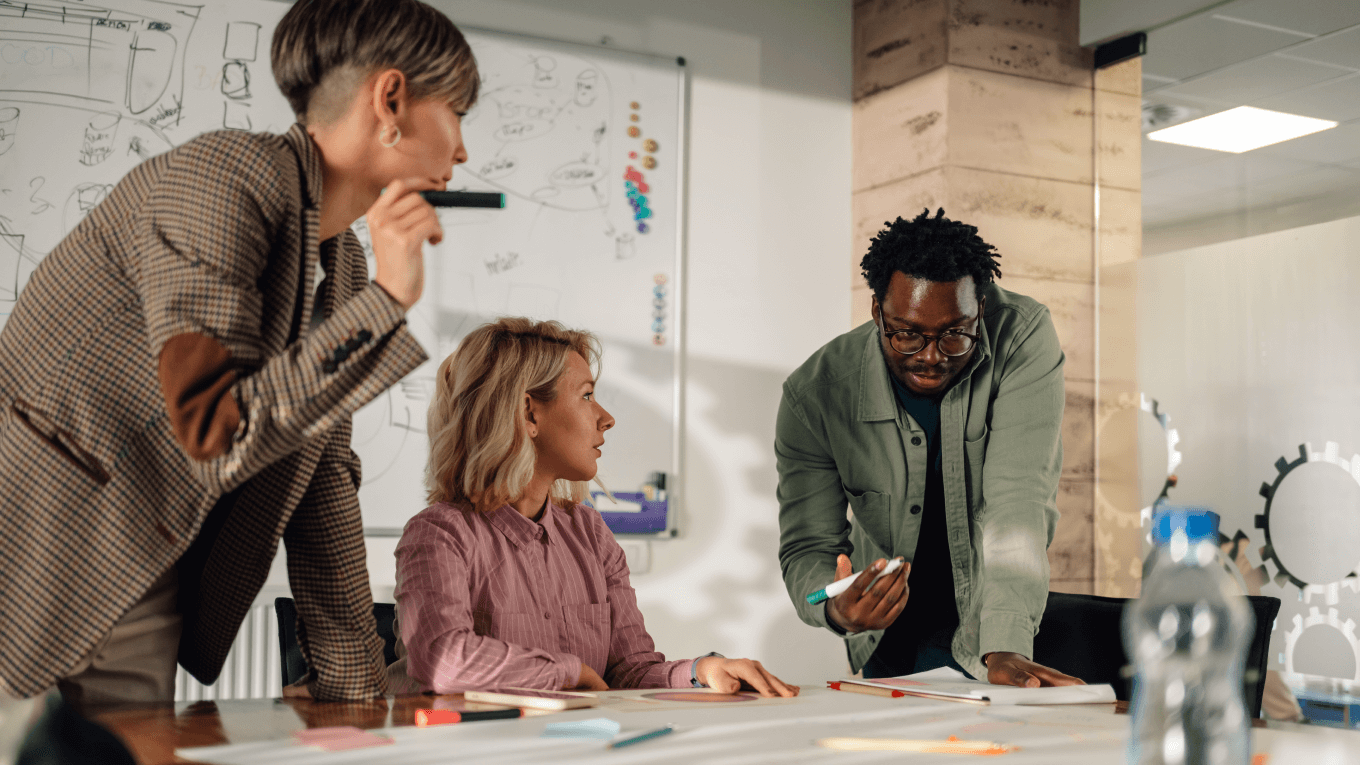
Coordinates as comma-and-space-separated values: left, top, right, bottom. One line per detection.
1123, 507, 1254, 765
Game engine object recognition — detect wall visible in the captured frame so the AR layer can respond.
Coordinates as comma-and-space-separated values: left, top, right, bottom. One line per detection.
1134, 214, 1360, 681
263, 0, 856, 682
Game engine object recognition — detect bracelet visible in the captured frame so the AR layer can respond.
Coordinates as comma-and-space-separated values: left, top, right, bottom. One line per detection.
691, 652, 724, 688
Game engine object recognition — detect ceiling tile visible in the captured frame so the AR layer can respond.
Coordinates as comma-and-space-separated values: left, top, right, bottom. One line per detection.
1160, 54, 1348, 104
1141, 137, 1221, 176
1285, 27, 1360, 70
1253, 121, 1360, 164
1144, 15, 1310, 83
1253, 73, 1360, 123
1211, 0, 1360, 37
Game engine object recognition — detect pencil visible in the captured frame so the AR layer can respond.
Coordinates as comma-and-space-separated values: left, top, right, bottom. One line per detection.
826, 681, 906, 698
817, 736, 1018, 754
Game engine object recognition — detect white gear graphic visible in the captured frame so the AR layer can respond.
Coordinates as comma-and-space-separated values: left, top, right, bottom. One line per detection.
1256, 441, 1360, 590
1283, 606, 1360, 682
1138, 394, 1182, 547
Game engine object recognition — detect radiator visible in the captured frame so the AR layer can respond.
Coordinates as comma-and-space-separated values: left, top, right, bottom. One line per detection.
174, 600, 284, 702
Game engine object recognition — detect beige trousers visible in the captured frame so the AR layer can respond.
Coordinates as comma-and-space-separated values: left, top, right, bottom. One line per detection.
55, 567, 182, 706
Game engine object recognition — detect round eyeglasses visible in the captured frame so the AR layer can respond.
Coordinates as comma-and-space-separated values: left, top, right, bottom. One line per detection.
880, 325, 979, 357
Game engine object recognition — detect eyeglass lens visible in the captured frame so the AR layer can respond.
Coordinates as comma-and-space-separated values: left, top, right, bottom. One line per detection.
890, 332, 973, 357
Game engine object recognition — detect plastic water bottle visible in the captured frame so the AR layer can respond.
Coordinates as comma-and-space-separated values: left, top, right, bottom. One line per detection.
1123, 507, 1254, 765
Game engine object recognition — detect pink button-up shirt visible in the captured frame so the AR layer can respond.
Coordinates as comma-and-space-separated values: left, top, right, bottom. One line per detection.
387, 501, 692, 693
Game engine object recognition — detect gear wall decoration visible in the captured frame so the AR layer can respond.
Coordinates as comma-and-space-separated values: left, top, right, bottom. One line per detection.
1256, 441, 1360, 590
1138, 394, 1182, 547
1283, 606, 1360, 682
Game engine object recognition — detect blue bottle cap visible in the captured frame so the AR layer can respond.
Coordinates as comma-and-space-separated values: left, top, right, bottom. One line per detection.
1151, 506, 1220, 546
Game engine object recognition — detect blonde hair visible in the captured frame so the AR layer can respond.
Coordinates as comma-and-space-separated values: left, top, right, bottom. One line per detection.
427, 318, 601, 513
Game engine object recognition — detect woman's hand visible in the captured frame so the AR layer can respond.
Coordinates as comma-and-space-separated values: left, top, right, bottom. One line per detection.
984, 652, 1084, 688
570, 663, 609, 691
694, 657, 800, 698
366, 178, 443, 310
825, 555, 909, 634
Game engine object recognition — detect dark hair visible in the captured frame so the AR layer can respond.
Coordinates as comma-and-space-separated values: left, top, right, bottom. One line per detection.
859, 208, 1002, 301
271, 0, 480, 124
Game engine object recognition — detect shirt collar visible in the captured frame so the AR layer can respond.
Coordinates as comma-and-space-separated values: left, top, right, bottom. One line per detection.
485, 502, 558, 549
282, 123, 323, 210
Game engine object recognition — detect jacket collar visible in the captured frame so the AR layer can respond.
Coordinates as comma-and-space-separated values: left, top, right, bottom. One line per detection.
282, 123, 323, 210
856, 300, 995, 422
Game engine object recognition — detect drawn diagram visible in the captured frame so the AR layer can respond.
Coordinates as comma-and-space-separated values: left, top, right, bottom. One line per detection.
462, 45, 612, 212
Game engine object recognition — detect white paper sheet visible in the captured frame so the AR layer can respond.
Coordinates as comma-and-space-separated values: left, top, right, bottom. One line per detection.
843, 667, 1117, 705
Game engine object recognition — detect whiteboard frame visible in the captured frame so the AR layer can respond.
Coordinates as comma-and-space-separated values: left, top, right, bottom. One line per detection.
363, 30, 689, 540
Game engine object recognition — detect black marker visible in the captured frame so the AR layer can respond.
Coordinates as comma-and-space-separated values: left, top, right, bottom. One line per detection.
420, 190, 506, 208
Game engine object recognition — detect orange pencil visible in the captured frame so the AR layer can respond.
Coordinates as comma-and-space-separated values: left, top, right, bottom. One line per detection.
827, 681, 906, 698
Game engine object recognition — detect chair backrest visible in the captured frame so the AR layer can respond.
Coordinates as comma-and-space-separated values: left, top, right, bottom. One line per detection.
273, 598, 399, 688
1031, 592, 1281, 718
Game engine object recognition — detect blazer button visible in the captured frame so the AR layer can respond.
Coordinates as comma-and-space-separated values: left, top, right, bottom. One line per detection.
910, 505, 922, 515
911, 436, 922, 446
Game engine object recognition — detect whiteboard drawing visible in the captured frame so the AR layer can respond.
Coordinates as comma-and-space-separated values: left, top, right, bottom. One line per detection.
0, 0, 294, 328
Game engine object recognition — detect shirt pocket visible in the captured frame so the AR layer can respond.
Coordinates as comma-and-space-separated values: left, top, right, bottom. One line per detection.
964, 426, 990, 516
844, 489, 892, 552
561, 603, 611, 672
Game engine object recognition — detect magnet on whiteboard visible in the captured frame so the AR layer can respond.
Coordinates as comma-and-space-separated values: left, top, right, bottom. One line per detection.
642, 156, 657, 170
637, 222, 649, 233
630, 101, 640, 110
627, 126, 640, 138
643, 139, 658, 153
654, 273, 668, 285
652, 333, 665, 346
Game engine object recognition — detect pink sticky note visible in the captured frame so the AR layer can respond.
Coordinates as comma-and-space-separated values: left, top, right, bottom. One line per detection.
293, 727, 393, 751
293, 726, 364, 743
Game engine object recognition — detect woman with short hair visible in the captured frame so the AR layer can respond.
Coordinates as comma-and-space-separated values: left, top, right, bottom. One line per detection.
388, 318, 800, 695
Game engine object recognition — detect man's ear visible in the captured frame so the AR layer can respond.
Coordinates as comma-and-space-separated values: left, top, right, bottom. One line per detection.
870, 295, 881, 324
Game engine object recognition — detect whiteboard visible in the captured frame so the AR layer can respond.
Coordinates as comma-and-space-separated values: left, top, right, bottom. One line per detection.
352, 30, 685, 537
0, 4, 686, 536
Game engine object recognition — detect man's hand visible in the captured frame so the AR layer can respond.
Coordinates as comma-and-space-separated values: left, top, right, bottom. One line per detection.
367, 178, 444, 310
282, 680, 313, 699
694, 657, 799, 698
570, 663, 609, 691
825, 555, 909, 634
985, 652, 1084, 688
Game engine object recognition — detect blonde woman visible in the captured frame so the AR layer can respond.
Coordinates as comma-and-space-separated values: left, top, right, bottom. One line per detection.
387, 318, 800, 695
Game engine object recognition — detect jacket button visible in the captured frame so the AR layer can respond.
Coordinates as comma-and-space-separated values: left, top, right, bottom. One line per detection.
910, 505, 922, 515
357, 329, 373, 343
911, 436, 922, 446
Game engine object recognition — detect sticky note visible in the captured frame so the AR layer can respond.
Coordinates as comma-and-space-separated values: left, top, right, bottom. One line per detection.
541, 717, 622, 740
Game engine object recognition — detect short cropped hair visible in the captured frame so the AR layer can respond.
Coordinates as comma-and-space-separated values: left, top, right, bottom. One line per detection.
426, 318, 601, 513
860, 208, 1002, 301
271, 0, 480, 124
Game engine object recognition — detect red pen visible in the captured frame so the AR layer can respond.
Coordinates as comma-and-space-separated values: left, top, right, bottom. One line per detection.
827, 681, 906, 699
415, 708, 525, 726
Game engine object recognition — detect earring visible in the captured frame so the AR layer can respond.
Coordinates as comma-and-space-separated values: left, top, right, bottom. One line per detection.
379, 125, 401, 148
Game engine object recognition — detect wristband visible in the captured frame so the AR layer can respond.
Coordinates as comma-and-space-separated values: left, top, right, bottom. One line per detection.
691, 652, 724, 688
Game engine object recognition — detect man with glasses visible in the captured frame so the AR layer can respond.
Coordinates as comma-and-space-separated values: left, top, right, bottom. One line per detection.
777, 208, 1081, 688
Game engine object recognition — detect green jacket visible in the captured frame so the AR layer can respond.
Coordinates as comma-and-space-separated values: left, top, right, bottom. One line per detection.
775, 282, 1064, 679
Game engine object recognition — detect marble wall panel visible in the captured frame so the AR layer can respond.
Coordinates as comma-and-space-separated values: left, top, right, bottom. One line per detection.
851, 167, 948, 283
1050, 477, 1095, 586
992, 275, 1094, 382
1096, 89, 1142, 192
1062, 380, 1094, 481
1098, 185, 1141, 268
1095, 56, 1140, 97
946, 0, 1092, 88
854, 0, 948, 100
853, 68, 949, 192
944, 166, 1093, 283
946, 67, 1096, 185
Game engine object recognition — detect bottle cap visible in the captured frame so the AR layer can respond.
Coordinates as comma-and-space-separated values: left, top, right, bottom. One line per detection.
1151, 506, 1220, 546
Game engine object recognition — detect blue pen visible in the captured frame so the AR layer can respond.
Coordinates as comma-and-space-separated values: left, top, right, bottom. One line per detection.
609, 724, 675, 749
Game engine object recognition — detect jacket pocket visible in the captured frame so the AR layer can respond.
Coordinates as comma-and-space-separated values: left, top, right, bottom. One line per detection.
964, 426, 989, 515
10, 400, 109, 486
845, 489, 892, 552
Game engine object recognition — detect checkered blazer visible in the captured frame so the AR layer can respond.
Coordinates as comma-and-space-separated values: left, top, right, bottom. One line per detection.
0, 125, 427, 700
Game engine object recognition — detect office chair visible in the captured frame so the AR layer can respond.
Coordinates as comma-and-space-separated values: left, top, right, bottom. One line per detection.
1031, 592, 1281, 718
274, 598, 399, 688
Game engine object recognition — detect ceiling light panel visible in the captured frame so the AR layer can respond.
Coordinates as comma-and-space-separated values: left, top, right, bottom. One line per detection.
1146, 106, 1338, 153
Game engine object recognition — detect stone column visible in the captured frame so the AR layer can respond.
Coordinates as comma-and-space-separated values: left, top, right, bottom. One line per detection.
851, 0, 1142, 595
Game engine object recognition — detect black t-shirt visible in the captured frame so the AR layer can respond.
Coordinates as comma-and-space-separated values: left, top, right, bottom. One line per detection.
875, 376, 959, 667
